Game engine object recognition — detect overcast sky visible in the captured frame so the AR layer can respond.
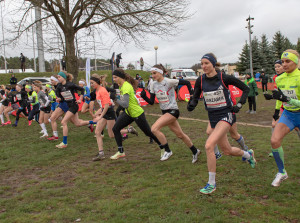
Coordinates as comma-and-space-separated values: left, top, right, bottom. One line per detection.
2, 0, 300, 70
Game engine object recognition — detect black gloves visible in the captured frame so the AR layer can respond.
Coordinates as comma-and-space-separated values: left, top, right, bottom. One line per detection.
272, 89, 289, 102
140, 89, 147, 99
263, 93, 273, 100
187, 100, 196, 111
273, 109, 280, 121
232, 102, 242, 113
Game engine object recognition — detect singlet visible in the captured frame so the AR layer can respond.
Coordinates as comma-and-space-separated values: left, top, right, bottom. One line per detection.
275, 68, 300, 111
48, 89, 57, 103
120, 81, 143, 118
150, 78, 179, 110
28, 91, 39, 105
56, 82, 84, 105
16, 91, 28, 107
202, 73, 233, 113
96, 86, 112, 108
37, 91, 49, 107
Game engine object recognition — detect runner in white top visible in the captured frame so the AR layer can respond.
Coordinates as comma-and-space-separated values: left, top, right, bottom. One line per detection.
141, 64, 200, 162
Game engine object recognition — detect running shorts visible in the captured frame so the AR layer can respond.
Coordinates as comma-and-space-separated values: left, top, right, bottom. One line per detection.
51, 102, 58, 111
11, 103, 19, 110
208, 111, 235, 128
161, 109, 180, 119
68, 103, 79, 115
40, 106, 51, 114
278, 109, 300, 131
103, 107, 116, 120
58, 101, 69, 113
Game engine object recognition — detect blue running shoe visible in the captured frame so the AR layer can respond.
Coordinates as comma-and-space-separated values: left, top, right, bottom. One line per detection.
215, 152, 222, 160
200, 183, 216, 194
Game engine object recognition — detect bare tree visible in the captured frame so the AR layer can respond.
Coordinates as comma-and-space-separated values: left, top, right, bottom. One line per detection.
14, 0, 191, 80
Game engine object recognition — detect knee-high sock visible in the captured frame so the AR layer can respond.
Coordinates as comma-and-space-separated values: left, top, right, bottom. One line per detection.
272, 146, 285, 173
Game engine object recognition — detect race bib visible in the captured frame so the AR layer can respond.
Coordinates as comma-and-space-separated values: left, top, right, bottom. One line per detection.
203, 90, 227, 108
282, 89, 298, 107
61, 90, 74, 101
116, 89, 120, 96
156, 91, 169, 104
16, 94, 22, 100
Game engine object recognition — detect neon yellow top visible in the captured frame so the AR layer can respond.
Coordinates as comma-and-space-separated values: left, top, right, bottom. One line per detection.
48, 89, 56, 103
275, 68, 300, 111
28, 91, 38, 105
120, 81, 144, 118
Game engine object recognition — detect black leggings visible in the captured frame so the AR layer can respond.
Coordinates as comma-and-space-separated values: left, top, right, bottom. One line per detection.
28, 104, 40, 122
115, 105, 125, 118
248, 96, 256, 111
16, 107, 28, 121
262, 83, 268, 92
112, 112, 161, 148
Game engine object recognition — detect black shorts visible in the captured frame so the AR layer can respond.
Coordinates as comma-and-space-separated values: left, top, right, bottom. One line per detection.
162, 109, 180, 119
68, 103, 79, 115
103, 107, 116, 120
40, 106, 51, 114
1, 100, 8, 107
208, 111, 236, 128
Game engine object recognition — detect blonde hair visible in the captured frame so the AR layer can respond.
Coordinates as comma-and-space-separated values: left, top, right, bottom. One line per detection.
33, 80, 43, 89
284, 49, 300, 58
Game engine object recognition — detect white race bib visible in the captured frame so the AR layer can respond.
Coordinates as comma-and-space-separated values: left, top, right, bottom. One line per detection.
204, 90, 227, 108
16, 94, 22, 100
282, 89, 298, 107
156, 91, 169, 104
61, 90, 74, 101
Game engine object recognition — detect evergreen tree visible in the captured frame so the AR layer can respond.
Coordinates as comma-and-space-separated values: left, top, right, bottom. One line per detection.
259, 34, 273, 74
272, 31, 285, 59
283, 37, 296, 51
296, 38, 300, 55
236, 41, 249, 73
251, 36, 261, 73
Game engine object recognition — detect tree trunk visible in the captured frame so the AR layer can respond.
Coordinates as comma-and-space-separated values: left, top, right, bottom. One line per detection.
65, 31, 78, 82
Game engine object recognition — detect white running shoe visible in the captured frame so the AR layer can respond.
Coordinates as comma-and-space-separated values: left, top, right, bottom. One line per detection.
160, 151, 173, 161
271, 172, 288, 187
161, 149, 165, 158
192, 149, 201, 163
40, 130, 44, 134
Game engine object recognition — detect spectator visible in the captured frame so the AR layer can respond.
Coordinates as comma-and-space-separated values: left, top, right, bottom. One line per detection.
116, 53, 122, 68
260, 71, 269, 92
146, 75, 153, 91
61, 57, 66, 70
138, 77, 145, 89
20, 53, 26, 72
140, 57, 144, 70
255, 71, 261, 82
244, 73, 258, 114
10, 74, 17, 91
135, 74, 140, 80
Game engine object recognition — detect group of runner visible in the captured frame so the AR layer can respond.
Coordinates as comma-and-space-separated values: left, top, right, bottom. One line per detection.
0, 49, 299, 194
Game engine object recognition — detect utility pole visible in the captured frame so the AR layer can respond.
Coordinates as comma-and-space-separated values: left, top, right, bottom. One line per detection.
0, 1, 7, 73
246, 15, 254, 77
35, 5, 45, 72
32, 26, 37, 72
93, 33, 97, 71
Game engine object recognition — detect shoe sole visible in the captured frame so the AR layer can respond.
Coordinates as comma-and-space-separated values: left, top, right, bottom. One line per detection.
271, 175, 288, 187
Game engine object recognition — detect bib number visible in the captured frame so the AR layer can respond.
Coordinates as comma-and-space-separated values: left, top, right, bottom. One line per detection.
61, 91, 74, 101
156, 91, 169, 104
204, 90, 226, 108
282, 89, 298, 107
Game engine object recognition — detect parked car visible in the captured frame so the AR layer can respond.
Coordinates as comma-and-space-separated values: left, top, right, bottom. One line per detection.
170, 69, 198, 80
17, 77, 51, 86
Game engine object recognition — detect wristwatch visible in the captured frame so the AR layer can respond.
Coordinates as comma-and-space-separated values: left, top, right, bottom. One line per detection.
236, 103, 242, 108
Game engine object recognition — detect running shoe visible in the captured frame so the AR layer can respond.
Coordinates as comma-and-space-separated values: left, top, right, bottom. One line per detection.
192, 149, 201, 163
250, 111, 256, 114
28, 120, 32, 126
12, 124, 17, 127
47, 136, 59, 141
271, 172, 288, 187
56, 142, 67, 149
247, 149, 256, 168
246, 110, 251, 114
110, 151, 126, 160
268, 152, 273, 157
160, 151, 173, 161
215, 152, 222, 160
3, 121, 11, 125
199, 183, 216, 194
128, 126, 138, 136
40, 130, 44, 134
122, 134, 128, 141
242, 146, 249, 161
40, 134, 49, 138
88, 124, 94, 133
92, 152, 105, 161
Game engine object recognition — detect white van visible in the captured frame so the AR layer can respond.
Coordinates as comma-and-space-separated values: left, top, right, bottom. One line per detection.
170, 69, 198, 80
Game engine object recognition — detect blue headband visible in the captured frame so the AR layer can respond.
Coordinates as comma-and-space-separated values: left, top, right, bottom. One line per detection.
274, 60, 282, 65
58, 71, 67, 79
201, 54, 217, 67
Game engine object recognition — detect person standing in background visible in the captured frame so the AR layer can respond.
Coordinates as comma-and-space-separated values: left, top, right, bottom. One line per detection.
260, 71, 269, 92
20, 53, 26, 72
244, 73, 258, 114
140, 57, 144, 70
9, 74, 17, 91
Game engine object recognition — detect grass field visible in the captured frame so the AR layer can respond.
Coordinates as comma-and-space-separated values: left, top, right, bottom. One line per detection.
0, 89, 300, 222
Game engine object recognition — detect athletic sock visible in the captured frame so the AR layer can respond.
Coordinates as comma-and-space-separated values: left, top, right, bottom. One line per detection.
242, 151, 251, 160
15, 120, 18, 125
63, 136, 68, 144
89, 120, 96, 125
162, 143, 171, 152
39, 123, 47, 135
208, 172, 216, 185
0, 114, 4, 124
214, 145, 220, 154
236, 135, 247, 151
53, 131, 58, 137
118, 146, 124, 153
159, 144, 164, 150
189, 145, 198, 155
272, 146, 285, 173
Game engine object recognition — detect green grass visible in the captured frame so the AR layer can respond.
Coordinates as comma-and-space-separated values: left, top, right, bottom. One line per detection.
0, 91, 299, 222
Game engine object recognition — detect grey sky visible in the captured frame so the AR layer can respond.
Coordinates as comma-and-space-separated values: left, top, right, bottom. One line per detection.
2, 0, 300, 70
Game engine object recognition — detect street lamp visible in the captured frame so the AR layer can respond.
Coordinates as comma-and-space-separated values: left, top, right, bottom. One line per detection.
246, 15, 254, 77
154, 46, 158, 65
0, 1, 7, 73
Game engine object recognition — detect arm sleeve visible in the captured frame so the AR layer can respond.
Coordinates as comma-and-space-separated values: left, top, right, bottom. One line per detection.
178, 79, 193, 95
44, 95, 50, 107
73, 83, 85, 95
167, 78, 180, 88
106, 87, 116, 100
84, 87, 90, 97
287, 98, 300, 107
189, 76, 202, 107
117, 94, 129, 108
223, 74, 249, 104
142, 92, 155, 105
